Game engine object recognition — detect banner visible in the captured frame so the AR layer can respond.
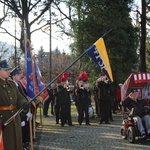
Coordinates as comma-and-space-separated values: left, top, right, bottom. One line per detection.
34, 59, 49, 101
26, 40, 37, 100
86, 38, 113, 82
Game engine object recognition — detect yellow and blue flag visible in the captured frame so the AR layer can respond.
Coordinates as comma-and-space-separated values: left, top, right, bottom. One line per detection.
86, 38, 113, 82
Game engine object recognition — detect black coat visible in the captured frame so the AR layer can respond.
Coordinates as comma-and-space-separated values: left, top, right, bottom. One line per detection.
122, 97, 149, 117
76, 87, 91, 106
48, 88, 56, 102
55, 85, 70, 105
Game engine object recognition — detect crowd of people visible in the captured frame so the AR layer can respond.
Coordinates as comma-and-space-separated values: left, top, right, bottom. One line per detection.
43, 72, 123, 126
1, 59, 150, 150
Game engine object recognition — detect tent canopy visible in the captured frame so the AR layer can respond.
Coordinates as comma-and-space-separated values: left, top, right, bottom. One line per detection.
121, 73, 150, 100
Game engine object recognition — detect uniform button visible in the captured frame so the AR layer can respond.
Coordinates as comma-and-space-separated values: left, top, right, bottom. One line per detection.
3, 85, 5, 87
8, 91, 10, 93
11, 111, 14, 113
0, 115, 2, 118
10, 97, 12, 99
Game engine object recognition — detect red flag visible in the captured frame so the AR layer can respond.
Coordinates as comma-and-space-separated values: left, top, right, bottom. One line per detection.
0, 122, 4, 150
34, 59, 49, 102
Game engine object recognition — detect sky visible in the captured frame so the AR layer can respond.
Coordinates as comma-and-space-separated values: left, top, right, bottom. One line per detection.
0, 1, 140, 55
0, 2, 72, 55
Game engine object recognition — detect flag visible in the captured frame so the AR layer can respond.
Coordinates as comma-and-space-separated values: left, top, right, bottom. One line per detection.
25, 39, 38, 116
86, 37, 113, 82
34, 59, 49, 101
26, 40, 37, 100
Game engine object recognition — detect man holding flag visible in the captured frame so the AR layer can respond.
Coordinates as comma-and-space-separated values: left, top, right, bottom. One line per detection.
85, 36, 113, 124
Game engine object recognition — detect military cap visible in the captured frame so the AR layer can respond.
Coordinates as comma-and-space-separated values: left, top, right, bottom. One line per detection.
0, 60, 12, 70
10, 66, 22, 76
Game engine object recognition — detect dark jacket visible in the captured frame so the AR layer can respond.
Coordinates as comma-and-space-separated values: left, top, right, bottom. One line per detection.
122, 97, 149, 117
48, 88, 57, 102
55, 85, 70, 105
76, 87, 91, 106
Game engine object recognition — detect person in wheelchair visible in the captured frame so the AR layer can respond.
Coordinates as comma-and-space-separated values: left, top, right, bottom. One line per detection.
122, 90, 150, 139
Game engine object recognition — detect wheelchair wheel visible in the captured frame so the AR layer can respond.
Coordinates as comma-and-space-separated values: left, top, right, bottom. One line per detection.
127, 126, 135, 143
121, 126, 127, 139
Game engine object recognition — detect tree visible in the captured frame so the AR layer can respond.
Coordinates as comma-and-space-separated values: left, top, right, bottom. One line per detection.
139, 0, 147, 72
0, 3, 9, 26
0, 42, 10, 60
0, 0, 54, 52
133, 0, 150, 72
146, 36, 150, 71
0, 41, 23, 66
67, 0, 138, 85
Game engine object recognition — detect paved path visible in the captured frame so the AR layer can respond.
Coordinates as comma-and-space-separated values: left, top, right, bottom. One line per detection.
33, 104, 150, 150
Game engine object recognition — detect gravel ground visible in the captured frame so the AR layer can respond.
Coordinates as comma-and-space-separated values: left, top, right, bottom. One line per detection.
33, 104, 150, 150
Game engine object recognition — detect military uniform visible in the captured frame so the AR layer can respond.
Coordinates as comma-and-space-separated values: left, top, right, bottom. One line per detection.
55, 79, 73, 127
0, 79, 27, 150
0, 60, 27, 150
10, 66, 31, 149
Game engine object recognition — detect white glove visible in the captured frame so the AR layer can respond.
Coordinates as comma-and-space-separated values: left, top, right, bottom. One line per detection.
26, 112, 32, 121
21, 121, 26, 127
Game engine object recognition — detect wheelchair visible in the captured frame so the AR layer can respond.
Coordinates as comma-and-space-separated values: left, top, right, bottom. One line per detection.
120, 108, 148, 143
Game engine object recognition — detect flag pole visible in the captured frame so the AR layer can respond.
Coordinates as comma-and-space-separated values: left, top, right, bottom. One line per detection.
23, 23, 34, 150
3, 29, 112, 128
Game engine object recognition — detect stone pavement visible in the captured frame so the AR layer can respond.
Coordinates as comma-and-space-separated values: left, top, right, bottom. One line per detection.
33, 104, 150, 150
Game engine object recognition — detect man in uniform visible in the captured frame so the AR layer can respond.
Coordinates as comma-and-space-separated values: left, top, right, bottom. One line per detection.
55, 78, 74, 127
10, 66, 32, 150
0, 60, 29, 150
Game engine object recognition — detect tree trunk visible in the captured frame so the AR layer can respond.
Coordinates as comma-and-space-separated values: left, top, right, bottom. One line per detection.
139, 0, 146, 72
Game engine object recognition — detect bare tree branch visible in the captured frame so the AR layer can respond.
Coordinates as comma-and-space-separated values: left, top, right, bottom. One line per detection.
53, 1, 72, 21
0, 27, 20, 41
29, 0, 41, 12
0, 4, 9, 26
30, 0, 54, 26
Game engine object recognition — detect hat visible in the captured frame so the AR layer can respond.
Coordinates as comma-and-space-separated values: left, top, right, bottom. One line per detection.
10, 66, 22, 76
0, 60, 12, 70
129, 89, 138, 93
78, 71, 88, 82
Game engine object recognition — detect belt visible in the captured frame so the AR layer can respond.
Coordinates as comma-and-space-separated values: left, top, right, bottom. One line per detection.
0, 106, 17, 110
